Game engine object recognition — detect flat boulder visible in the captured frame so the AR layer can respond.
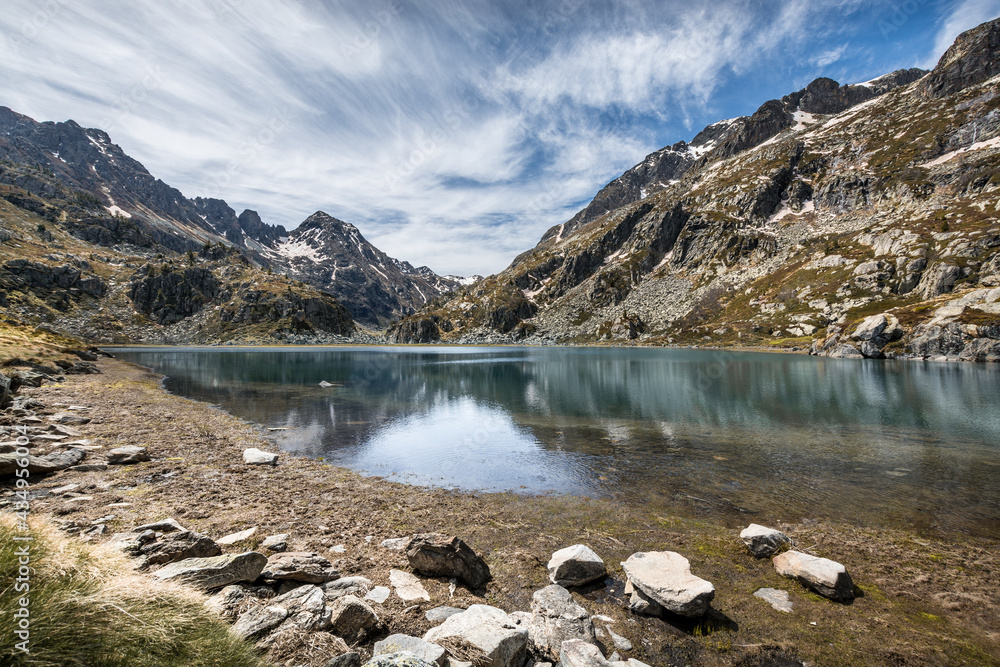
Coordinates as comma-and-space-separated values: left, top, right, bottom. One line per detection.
152, 551, 267, 591
739, 524, 792, 558
547, 545, 607, 587
406, 533, 491, 589
621, 552, 715, 618
423, 604, 528, 667
48, 412, 91, 425
374, 635, 447, 666
0, 452, 67, 475
526, 585, 597, 662
243, 448, 278, 465
772, 551, 854, 602
390, 568, 431, 601
232, 583, 331, 640
324, 576, 373, 600
261, 552, 339, 583
134, 529, 221, 568
107, 446, 150, 465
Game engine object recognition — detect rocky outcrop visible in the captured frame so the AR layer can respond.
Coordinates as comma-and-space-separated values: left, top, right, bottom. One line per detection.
220, 287, 355, 335
260, 552, 340, 584
2, 259, 107, 299
128, 265, 221, 325
920, 16, 1000, 98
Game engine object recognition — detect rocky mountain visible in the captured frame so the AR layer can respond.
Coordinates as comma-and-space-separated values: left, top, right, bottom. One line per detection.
389, 17, 1000, 362
260, 211, 465, 325
0, 107, 468, 328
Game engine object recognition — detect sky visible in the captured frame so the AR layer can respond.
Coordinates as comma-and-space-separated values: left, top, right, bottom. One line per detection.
1, 0, 998, 276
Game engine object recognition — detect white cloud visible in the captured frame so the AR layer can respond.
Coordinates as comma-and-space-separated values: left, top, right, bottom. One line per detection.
0, 0, 931, 276
925, 0, 1000, 68
812, 43, 848, 67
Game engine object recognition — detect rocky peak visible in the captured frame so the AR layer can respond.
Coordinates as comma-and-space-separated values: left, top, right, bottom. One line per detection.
237, 209, 286, 245
920, 16, 1000, 98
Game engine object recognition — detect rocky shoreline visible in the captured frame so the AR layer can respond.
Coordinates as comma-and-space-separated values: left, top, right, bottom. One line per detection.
2, 359, 1000, 666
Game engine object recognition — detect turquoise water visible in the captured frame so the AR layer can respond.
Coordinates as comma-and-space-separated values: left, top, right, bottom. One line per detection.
111, 346, 1000, 537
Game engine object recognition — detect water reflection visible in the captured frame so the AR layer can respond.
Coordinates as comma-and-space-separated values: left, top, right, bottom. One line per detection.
112, 346, 1000, 537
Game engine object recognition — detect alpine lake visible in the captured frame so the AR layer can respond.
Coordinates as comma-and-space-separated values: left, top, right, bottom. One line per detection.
111, 346, 1000, 539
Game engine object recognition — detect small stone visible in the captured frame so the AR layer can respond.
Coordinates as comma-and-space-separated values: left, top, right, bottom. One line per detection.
754, 587, 794, 613
740, 524, 792, 558
243, 448, 278, 465
374, 635, 447, 666
262, 533, 289, 552
217, 526, 257, 545
68, 464, 107, 472
391, 568, 431, 602
136, 518, 185, 532
365, 586, 391, 604
325, 653, 362, 667
547, 545, 607, 587
773, 551, 854, 602
324, 576, 373, 600
382, 537, 408, 550
425, 606, 464, 623
107, 446, 150, 465
48, 413, 92, 425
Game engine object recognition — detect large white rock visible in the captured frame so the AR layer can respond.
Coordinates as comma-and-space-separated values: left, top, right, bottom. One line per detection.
773, 551, 854, 602
739, 524, 791, 558
243, 448, 278, 465
620, 552, 715, 617
526, 585, 597, 661
547, 545, 607, 587
217, 526, 257, 545
424, 605, 528, 667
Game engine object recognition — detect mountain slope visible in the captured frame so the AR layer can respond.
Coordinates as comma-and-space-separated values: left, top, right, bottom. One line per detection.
389, 17, 1000, 361
262, 211, 464, 325
0, 107, 467, 327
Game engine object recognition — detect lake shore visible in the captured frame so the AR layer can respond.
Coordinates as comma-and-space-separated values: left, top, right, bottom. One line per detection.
3, 358, 1000, 666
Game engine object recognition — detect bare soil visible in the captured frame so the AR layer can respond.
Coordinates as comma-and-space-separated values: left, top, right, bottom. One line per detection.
3, 358, 999, 666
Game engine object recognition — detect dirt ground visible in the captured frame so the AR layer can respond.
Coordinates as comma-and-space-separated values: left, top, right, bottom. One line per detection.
2, 358, 999, 666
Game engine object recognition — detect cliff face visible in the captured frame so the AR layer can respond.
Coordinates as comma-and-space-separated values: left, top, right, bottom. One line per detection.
389, 18, 1000, 361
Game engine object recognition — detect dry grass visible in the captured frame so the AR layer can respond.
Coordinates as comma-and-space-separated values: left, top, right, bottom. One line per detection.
0, 319, 85, 366
0, 514, 267, 667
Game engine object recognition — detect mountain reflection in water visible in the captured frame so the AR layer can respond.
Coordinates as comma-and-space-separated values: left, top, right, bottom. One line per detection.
112, 346, 1000, 538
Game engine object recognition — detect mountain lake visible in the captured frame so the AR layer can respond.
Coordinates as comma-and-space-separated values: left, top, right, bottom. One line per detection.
111, 346, 1000, 539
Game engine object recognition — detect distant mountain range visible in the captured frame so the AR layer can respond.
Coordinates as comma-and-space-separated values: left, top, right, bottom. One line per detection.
389, 17, 1000, 362
0, 107, 470, 326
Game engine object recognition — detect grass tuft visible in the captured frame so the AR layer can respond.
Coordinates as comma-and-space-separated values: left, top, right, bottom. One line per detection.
0, 514, 265, 667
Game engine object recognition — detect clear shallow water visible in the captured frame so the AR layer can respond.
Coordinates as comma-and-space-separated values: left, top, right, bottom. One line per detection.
111, 346, 1000, 538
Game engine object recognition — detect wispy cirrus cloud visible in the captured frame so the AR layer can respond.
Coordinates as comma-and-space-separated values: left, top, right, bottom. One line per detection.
0, 0, 982, 275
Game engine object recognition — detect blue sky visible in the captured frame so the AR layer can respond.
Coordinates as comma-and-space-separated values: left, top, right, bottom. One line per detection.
2, 0, 998, 276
